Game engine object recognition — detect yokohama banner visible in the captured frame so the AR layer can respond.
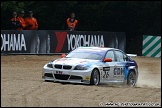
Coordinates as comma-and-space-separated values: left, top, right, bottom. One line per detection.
1, 30, 126, 54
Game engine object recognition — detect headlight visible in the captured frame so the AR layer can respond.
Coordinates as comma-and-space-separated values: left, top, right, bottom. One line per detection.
46, 60, 54, 68
74, 65, 89, 70
47, 63, 53, 68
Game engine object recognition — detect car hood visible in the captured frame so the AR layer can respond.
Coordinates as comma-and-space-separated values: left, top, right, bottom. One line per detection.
52, 58, 100, 66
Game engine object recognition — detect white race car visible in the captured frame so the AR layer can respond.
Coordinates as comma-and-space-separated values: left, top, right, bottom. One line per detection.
42, 47, 138, 86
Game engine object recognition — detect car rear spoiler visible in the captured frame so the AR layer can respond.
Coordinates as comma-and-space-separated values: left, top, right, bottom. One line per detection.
126, 54, 137, 57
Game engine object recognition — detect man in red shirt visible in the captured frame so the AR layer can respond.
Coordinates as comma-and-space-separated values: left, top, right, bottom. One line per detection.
66, 12, 78, 31
25, 11, 38, 30
17, 10, 26, 30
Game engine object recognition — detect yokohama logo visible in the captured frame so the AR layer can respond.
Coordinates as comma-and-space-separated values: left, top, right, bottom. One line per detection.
1, 34, 26, 51
55, 32, 105, 52
55, 32, 67, 52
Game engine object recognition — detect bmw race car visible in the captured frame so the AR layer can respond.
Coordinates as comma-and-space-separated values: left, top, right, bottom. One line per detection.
42, 47, 138, 86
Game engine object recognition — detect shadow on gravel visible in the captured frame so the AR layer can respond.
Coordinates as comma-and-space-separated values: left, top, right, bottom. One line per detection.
43, 80, 141, 88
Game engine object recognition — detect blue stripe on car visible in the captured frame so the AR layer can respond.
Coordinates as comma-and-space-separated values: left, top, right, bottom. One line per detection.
124, 66, 129, 80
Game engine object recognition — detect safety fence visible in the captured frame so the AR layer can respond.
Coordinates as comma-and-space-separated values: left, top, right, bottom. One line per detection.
1, 30, 126, 54
142, 35, 161, 57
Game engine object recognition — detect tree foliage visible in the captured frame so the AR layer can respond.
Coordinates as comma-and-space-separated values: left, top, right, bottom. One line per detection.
1, 1, 161, 35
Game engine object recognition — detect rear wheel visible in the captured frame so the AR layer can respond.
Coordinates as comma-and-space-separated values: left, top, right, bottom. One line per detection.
127, 70, 136, 86
90, 69, 100, 85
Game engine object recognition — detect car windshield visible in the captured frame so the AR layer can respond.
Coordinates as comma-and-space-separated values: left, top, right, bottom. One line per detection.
66, 52, 102, 60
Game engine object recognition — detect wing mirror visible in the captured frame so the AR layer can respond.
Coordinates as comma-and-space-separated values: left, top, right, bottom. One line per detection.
61, 54, 66, 58
104, 58, 112, 62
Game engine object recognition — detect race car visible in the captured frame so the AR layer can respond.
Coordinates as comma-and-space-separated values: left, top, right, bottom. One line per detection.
42, 47, 138, 86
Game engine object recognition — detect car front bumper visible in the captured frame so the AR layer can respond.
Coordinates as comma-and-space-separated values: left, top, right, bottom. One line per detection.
42, 65, 92, 84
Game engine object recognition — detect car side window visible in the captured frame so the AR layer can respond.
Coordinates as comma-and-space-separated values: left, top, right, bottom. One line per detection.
123, 54, 128, 61
105, 51, 115, 61
115, 51, 126, 62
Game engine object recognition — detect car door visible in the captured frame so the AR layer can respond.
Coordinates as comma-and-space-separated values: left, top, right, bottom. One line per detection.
113, 50, 126, 81
101, 50, 117, 82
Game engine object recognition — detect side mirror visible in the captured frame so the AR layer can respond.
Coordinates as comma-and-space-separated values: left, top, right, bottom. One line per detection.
61, 54, 66, 58
104, 58, 112, 62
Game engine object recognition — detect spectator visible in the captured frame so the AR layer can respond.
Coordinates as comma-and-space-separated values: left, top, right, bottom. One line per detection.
25, 11, 38, 30
66, 12, 78, 31
17, 10, 26, 30
10, 12, 22, 30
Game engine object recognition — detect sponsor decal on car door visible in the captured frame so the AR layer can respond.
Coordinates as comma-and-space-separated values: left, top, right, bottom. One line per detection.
113, 63, 124, 81
101, 62, 116, 81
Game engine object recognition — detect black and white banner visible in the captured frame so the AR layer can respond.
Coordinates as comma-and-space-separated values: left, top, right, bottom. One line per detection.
1, 30, 126, 54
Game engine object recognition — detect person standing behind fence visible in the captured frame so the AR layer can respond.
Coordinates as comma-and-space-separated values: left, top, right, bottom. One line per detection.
66, 12, 78, 31
17, 10, 26, 30
10, 12, 22, 30
25, 11, 38, 30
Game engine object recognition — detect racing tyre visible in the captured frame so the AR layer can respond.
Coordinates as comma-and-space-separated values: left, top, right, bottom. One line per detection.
90, 69, 100, 85
127, 70, 136, 86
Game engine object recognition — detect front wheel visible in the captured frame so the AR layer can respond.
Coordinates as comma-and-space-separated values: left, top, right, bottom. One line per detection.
90, 69, 100, 85
127, 71, 136, 86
